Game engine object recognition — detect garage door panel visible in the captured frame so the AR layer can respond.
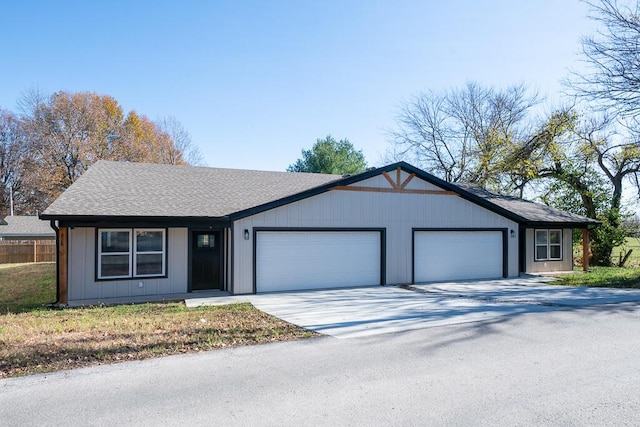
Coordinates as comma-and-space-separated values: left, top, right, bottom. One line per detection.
414, 231, 503, 282
256, 231, 381, 293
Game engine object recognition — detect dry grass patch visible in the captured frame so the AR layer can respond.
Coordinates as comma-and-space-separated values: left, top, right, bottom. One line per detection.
1, 302, 316, 378
0, 263, 317, 378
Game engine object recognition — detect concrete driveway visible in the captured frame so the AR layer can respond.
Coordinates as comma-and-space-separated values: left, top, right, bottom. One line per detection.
187, 276, 640, 339
408, 275, 640, 306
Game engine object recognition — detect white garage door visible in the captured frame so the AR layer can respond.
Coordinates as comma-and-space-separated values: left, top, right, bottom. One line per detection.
414, 230, 504, 282
256, 231, 381, 293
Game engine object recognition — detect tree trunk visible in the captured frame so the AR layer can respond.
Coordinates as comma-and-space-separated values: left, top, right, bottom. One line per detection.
591, 243, 613, 266
619, 249, 633, 268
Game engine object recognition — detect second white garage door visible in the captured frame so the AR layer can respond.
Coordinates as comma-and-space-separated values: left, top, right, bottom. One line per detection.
256, 230, 382, 293
414, 230, 504, 282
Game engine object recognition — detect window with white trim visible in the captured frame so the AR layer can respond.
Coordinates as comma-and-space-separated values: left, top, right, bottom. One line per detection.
534, 229, 562, 261
98, 229, 166, 279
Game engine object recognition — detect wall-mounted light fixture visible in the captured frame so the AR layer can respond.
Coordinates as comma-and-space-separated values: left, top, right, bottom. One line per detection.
510, 229, 516, 238
244, 229, 250, 240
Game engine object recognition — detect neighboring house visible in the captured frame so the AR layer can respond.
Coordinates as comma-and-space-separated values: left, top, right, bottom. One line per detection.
40, 160, 599, 306
0, 216, 55, 241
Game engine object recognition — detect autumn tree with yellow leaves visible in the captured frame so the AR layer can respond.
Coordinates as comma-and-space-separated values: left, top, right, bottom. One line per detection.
0, 90, 201, 215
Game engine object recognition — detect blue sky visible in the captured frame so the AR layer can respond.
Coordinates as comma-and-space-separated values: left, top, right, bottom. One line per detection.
1, 1, 595, 171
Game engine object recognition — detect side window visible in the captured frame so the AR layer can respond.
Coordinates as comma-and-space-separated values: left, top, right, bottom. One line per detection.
548, 230, 562, 260
535, 230, 548, 261
534, 229, 562, 261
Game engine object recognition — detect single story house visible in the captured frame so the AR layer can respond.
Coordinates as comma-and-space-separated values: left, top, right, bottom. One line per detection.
0, 216, 56, 241
40, 160, 599, 306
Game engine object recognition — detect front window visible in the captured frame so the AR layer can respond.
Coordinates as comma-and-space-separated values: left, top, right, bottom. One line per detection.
98, 229, 166, 279
535, 229, 562, 261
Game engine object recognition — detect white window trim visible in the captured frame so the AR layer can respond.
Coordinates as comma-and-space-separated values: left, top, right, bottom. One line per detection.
133, 229, 166, 277
534, 229, 562, 261
98, 228, 133, 279
97, 228, 166, 280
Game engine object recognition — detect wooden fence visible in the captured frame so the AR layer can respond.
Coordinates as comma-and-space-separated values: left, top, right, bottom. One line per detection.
0, 240, 56, 264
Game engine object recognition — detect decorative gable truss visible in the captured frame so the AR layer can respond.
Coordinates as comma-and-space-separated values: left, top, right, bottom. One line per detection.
334, 166, 457, 195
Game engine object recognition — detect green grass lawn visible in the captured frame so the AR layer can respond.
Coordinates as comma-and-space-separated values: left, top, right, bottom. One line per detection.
552, 266, 640, 288
618, 237, 640, 268
0, 263, 315, 378
0, 263, 56, 313
571, 237, 640, 268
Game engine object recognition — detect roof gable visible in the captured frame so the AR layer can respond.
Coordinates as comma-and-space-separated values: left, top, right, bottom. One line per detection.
340, 168, 454, 193
227, 162, 512, 220
228, 162, 598, 226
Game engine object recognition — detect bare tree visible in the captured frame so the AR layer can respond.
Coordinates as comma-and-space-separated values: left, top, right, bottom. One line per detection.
156, 116, 204, 166
389, 82, 539, 191
0, 109, 28, 216
568, 0, 640, 116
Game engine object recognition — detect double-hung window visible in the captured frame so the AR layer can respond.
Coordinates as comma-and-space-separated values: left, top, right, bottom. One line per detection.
98, 229, 166, 279
534, 229, 562, 261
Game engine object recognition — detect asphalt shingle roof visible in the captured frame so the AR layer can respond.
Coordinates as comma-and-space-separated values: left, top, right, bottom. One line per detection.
454, 183, 600, 225
0, 216, 55, 237
42, 160, 342, 218
41, 160, 598, 227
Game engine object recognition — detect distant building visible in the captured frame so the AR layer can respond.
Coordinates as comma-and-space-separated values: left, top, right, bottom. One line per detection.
0, 216, 55, 241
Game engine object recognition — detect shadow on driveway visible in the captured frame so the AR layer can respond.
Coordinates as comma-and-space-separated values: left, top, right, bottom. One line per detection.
409, 276, 640, 307
189, 277, 640, 339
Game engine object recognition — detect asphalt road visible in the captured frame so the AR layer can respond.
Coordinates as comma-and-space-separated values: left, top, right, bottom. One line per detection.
3, 303, 640, 426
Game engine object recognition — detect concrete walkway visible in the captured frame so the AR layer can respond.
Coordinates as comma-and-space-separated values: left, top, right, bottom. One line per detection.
186, 277, 640, 339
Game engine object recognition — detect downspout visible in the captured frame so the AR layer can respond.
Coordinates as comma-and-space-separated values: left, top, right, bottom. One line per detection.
49, 220, 60, 306
229, 225, 234, 295
518, 225, 526, 275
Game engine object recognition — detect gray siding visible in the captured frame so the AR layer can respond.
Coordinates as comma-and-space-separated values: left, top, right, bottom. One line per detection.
232, 174, 520, 294
524, 228, 573, 273
67, 227, 188, 302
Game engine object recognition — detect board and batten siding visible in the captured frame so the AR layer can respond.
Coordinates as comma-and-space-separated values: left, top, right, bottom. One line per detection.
67, 227, 188, 302
524, 228, 573, 273
232, 172, 520, 294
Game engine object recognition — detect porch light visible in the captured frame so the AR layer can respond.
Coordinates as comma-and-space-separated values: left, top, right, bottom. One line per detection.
510, 229, 516, 238
244, 229, 250, 240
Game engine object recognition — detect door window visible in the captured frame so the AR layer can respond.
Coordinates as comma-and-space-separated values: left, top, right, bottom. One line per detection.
197, 234, 216, 248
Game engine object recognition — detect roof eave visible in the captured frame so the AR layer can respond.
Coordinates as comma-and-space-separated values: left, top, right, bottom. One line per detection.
520, 220, 601, 229
39, 214, 232, 228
